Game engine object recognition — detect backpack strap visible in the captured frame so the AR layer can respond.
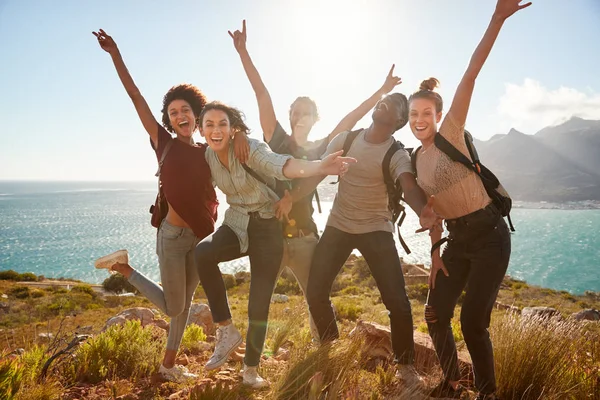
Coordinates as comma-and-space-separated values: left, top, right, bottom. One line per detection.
433, 133, 479, 173
330, 129, 362, 185
381, 140, 411, 255
155, 139, 174, 178
241, 164, 281, 200
342, 129, 362, 156
410, 146, 422, 178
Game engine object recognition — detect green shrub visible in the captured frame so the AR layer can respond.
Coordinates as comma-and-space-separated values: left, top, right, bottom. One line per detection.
30, 289, 45, 299
69, 320, 165, 384
180, 324, 207, 354
406, 284, 429, 302
9, 286, 30, 299
332, 299, 363, 322
352, 257, 372, 281
274, 277, 302, 295
71, 285, 95, 296
222, 274, 236, 290
0, 356, 23, 400
339, 286, 361, 296
0, 270, 21, 281
0, 270, 38, 282
101, 274, 137, 294
19, 345, 47, 385
18, 273, 37, 282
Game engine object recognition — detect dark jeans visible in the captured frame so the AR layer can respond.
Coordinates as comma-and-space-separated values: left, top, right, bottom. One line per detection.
426, 205, 511, 394
306, 226, 415, 364
194, 216, 283, 367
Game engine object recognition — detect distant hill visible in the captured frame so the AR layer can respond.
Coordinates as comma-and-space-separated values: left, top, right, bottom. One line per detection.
474, 117, 600, 201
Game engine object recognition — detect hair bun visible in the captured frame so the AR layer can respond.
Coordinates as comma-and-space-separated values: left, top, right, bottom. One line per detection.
419, 77, 440, 92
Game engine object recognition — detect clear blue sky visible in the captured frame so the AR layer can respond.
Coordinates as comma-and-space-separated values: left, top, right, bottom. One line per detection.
1, 0, 599, 180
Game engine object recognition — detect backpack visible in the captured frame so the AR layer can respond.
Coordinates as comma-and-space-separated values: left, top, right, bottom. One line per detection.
149, 139, 174, 228
411, 130, 515, 233
339, 129, 412, 254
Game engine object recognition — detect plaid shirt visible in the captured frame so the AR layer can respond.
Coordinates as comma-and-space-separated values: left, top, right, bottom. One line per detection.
205, 138, 292, 252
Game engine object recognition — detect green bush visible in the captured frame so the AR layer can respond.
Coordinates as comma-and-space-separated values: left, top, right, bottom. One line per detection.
69, 320, 165, 384
222, 274, 236, 290
71, 285, 95, 296
101, 274, 137, 294
0, 270, 38, 282
406, 284, 429, 302
332, 299, 363, 322
30, 289, 45, 299
0, 270, 21, 281
339, 286, 361, 296
18, 273, 38, 282
8, 286, 30, 299
0, 356, 23, 400
180, 324, 207, 354
274, 277, 302, 295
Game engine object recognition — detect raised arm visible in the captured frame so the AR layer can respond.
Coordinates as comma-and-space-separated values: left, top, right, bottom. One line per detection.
445, 0, 532, 128
327, 65, 402, 141
93, 29, 159, 147
229, 20, 277, 142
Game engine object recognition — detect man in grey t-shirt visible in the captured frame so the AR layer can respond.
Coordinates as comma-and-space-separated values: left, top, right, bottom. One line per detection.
298, 92, 438, 387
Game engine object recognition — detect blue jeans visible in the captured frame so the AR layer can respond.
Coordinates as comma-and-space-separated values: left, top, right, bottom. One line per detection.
306, 226, 415, 364
128, 220, 200, 351
426, 205, 511, 394
194, 216, 283, 367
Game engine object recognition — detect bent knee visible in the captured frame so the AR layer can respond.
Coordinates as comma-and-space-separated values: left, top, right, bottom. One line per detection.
165, 301, 186, 318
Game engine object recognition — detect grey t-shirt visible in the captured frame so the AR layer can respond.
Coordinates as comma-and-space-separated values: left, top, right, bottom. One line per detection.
323, 130, 413, 234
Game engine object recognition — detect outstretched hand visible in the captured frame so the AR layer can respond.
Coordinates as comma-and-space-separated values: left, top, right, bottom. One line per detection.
92, 29, 118, 54
416, 195, 443, 233
379, 64, 402, 94
319, 150, 357, 177
228, 20, 247, 54
494, 0, 532, 20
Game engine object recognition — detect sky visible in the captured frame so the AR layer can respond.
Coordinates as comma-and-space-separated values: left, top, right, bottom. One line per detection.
0, 0, 599, 181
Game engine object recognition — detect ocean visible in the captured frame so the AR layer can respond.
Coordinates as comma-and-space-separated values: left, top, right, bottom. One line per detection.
0, 181, 599, 294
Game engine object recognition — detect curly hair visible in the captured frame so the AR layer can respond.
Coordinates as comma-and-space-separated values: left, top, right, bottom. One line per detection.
161, 84, 207, 133
199, 101, 251, 137
408, 77, 443, 113
289, 96, 320, 122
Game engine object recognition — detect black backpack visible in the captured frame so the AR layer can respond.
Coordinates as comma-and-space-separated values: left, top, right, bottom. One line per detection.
411, 130, 515, 232
339, 129, 412, 254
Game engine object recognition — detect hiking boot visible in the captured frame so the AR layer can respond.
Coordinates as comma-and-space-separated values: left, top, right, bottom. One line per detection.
205, 323, 243, 371
429, 379, 469, 399
242, 364, 269, 389
475, 393, 500, 400
395, 364, 425, 391
158, 364, 198, 383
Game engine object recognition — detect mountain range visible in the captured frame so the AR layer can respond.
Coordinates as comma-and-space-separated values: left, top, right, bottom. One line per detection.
473, 117, 600, 202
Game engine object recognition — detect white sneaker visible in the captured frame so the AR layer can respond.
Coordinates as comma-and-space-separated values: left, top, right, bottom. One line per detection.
159, 364, 198, 383
242, 364, 269, 389
204, 323, 243, 371
94, 249, 128, 271
395, 364, 424, 390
